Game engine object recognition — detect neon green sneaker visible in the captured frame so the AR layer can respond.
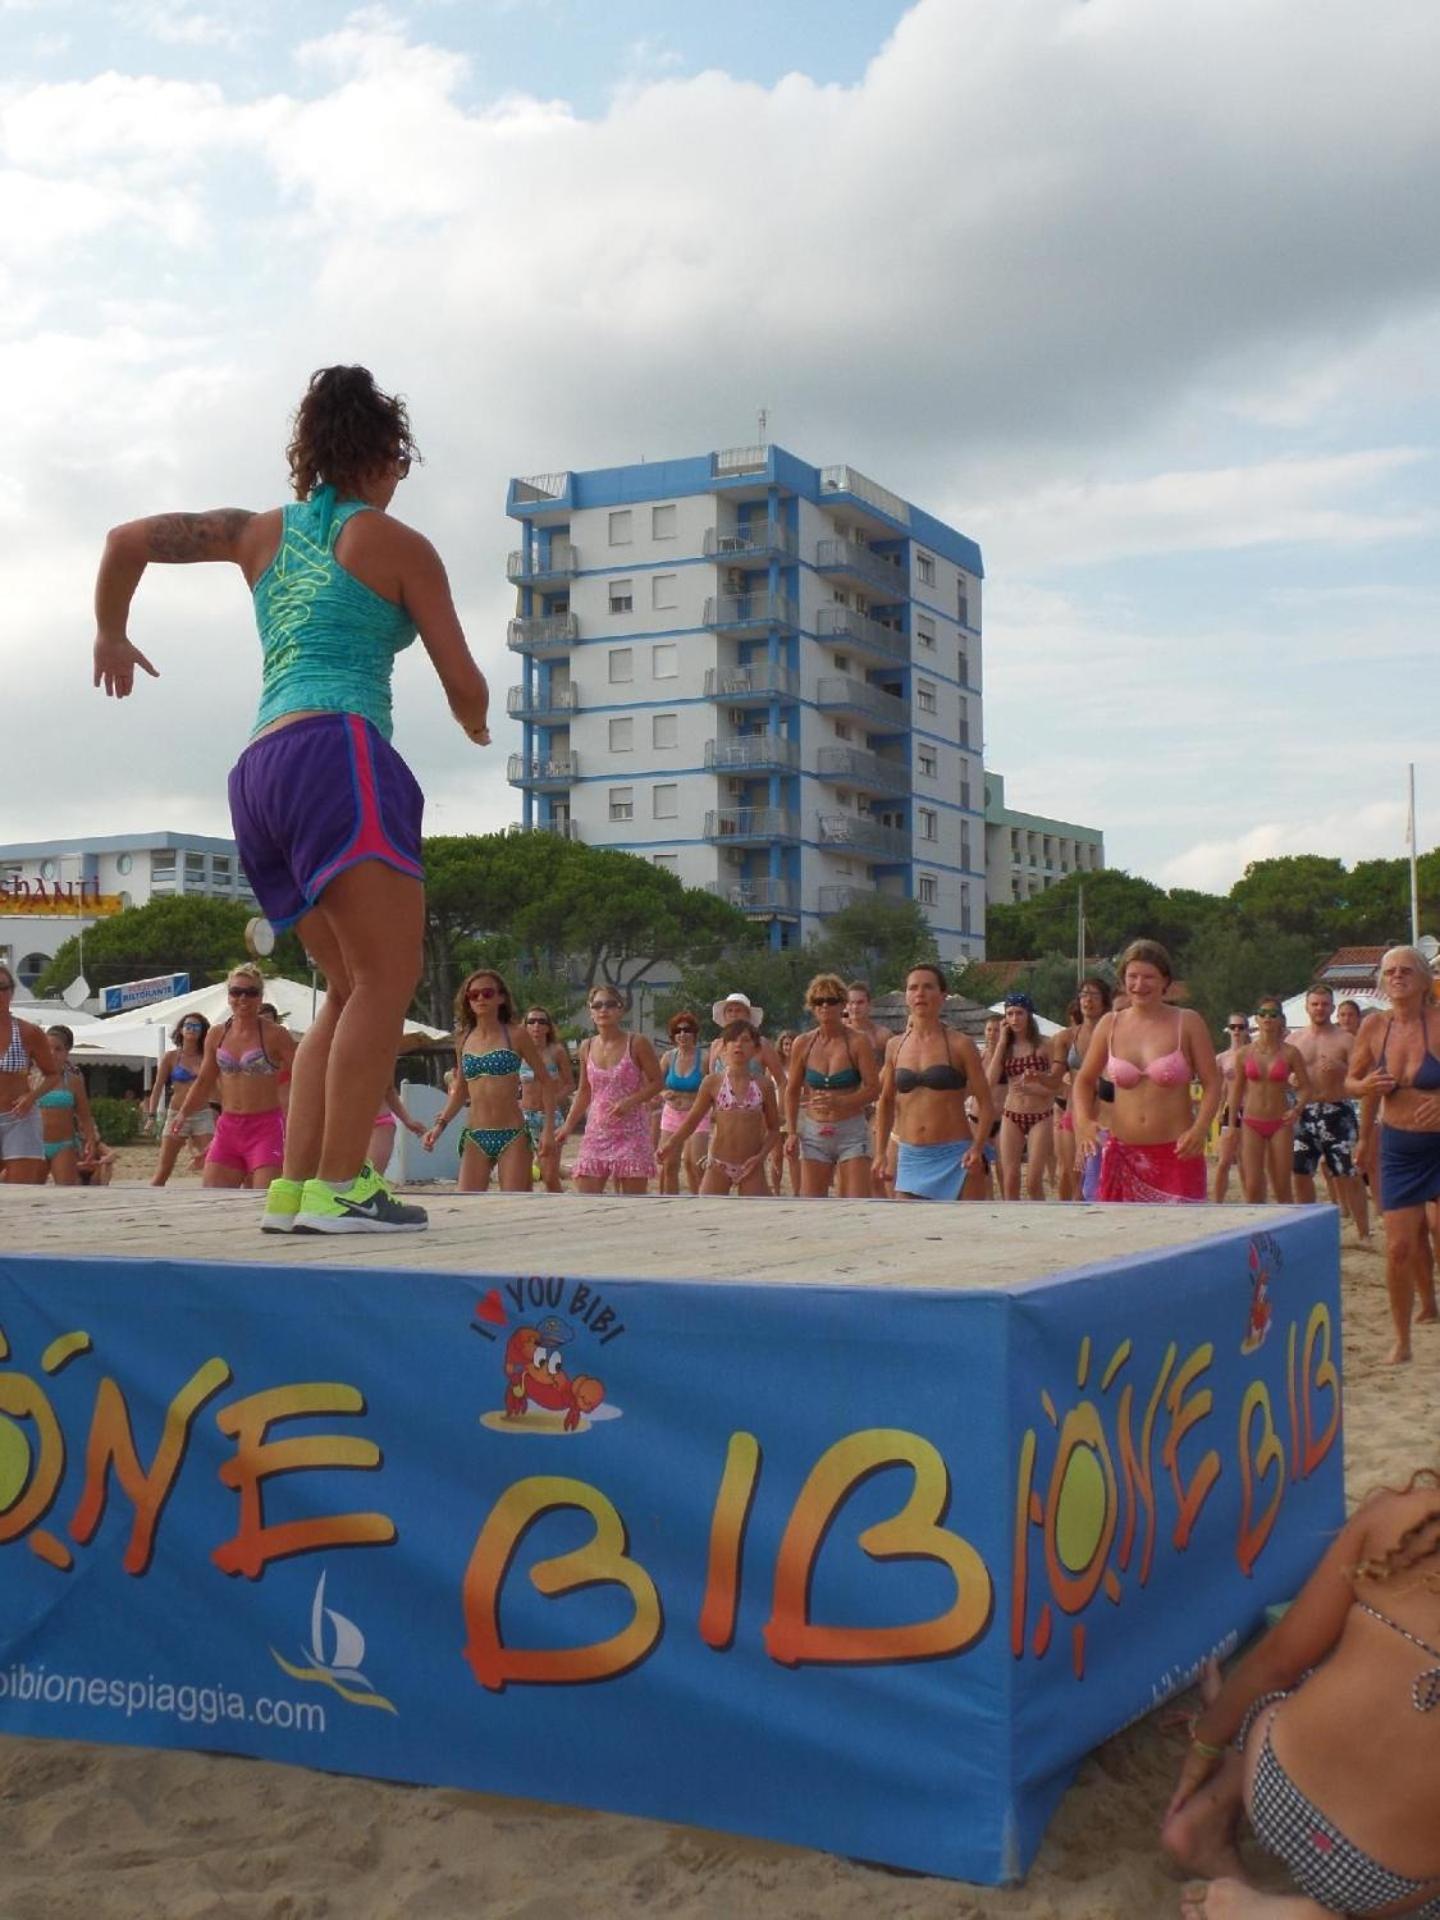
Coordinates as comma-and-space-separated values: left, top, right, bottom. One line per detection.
293, 1164, 429, 1235
260, 1177, 304, 1234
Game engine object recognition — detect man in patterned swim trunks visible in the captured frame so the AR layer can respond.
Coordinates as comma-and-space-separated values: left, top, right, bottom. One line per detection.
1290, 984, 1370, 1242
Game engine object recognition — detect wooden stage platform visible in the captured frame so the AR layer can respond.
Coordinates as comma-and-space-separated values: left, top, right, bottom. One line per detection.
0, 1184, 1288, 1285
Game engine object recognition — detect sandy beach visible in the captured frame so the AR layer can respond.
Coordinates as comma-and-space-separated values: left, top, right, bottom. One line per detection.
0, 1170, 1421, 1920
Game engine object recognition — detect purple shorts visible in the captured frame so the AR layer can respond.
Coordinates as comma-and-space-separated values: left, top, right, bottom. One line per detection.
228, 713, 424, 931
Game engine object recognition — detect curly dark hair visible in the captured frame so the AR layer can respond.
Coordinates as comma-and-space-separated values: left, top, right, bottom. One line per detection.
286, 365, 419, 502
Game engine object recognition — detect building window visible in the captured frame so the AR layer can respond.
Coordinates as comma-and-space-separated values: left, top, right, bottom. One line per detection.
918, 873, 938, 906
652, 643, 678, 679
916, 614, 935, 649
961, 771, 972, 810
916, 551, 935, 585
651, 573, 678, 611
916, 680, 937, 714
957, 641, 969, 685
608, 578, 633, 613
832, 653, 850, 672
918, 745, 937, 779
652, 504, 676, 540
116, 853, 134, 876
652, 853, 678, 872
652, 712, 678, 749
608, 510, 632, 546
958, 580, 970, 626
958, 696, 970, 745
609, 786, 634, 822
918, 807, 938, 841
832, 721, 852, 742
608, 648, 633, 684
609, 716, 634, 753
653, 783, 679, 819
961, 883, 971, 932
961, 823, 971, 868
39, 859, 58, 881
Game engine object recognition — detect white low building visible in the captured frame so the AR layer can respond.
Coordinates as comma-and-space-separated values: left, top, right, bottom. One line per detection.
0, 832, 256, 991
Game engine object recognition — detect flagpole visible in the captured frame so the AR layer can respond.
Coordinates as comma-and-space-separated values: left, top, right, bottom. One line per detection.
1076, 882, 1085, 987
1409, 763, 1419, 946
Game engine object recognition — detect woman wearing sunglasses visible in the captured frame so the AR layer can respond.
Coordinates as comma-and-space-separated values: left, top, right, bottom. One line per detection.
92, 365, 490, 1235
656, 1010, 708, 1195
166, 966, 296, 1191
784, 973, 881, 1199
556, 987, 663, 1194
147, 1012, 214, 1184
1233, 1002, 1312, 1204
423, 970, 556, 1193
518, 1006, 574, 1193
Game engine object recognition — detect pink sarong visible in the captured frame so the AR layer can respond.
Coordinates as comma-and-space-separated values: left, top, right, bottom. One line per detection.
1098, 1136, 1206, 1204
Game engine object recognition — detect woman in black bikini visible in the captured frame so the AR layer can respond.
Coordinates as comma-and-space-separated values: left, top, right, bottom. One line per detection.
1349, 947, 1440, 1364
873, 964, 994, 1202
1165, 1470, 1440, 1920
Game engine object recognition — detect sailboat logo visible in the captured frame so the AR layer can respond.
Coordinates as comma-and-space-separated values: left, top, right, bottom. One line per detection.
269, 1571, 397, 1714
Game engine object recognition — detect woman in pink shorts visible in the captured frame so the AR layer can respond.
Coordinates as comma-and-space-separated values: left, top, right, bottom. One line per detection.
167, 965, 296, 1189
556, 987, 663, 1194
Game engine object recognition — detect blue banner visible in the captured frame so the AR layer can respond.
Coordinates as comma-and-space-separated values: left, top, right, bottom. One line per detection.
0, 1210, 1342, 1882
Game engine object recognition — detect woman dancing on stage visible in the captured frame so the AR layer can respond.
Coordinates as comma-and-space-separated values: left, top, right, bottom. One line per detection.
873, 964, 994, 1202
1350, 946, 1440, 1365
1164, 1470, 1440, 1920
659, 1020, 780, 1196
784, 972, 881, 1199
93, 363, 490, 1233
987, 991, 1063, 1201
1073, 940, 1220, 1203
1233, 1001, 1312, 1204
38, 1026, 99, 1186
147, 1012, 213, 1184
0, 964, 57, 1185
167, 965, 296, 1192
423, 970, 556, 1193
557, 987, 663, 1194
656, 1010, 709, 1195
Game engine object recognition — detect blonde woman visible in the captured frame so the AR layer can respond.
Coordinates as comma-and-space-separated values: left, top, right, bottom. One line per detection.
0, 963, 57, 1184
784, 973, 880, 1199
167, 965, 297, 1192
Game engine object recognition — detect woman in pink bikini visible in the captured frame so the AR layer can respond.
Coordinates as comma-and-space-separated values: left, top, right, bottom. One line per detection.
658, 1020, 779, 1196
1233, 1000, 1312, 1203
556, 986, 663, 1194
1073, 940, 1220, 1203
986, 991, 1063, 1200
167, 964, 297, 1191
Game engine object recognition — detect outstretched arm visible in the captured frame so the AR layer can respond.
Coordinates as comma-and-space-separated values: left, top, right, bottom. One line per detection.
93, 509, 266, 696
398, 533, 491, 741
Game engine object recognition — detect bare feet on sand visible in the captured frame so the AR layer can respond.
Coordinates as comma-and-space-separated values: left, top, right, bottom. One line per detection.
1386, 1339, 1414, 1365
1180, 1880, 1329, 1917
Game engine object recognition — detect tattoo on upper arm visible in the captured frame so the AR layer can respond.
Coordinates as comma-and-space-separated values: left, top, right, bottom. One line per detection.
146, 510, 254, 563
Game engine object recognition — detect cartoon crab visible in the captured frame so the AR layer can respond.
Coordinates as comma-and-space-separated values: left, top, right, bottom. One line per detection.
503, 1318, 605, 1431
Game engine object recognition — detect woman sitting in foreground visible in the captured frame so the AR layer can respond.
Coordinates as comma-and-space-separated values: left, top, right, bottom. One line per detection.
1164, 1471, 1440, 1917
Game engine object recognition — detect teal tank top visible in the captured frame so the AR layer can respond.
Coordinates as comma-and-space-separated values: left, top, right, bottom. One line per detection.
250, 485, 418, 741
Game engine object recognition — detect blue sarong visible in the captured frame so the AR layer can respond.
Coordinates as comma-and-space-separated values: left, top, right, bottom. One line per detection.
895, 1137, 968, 1202
1379, 1124, 1440, 1213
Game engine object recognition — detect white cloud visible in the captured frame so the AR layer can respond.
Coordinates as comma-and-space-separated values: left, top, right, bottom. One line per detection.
4, 0, 1440, 884
1158, 803, 1413, 895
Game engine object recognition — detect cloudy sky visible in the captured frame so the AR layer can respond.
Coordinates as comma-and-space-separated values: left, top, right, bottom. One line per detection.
4, 0, 1438, 893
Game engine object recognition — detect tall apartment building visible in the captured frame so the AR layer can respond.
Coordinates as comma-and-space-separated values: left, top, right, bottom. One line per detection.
505, 445, 986, 961
983, 773, 1104, 904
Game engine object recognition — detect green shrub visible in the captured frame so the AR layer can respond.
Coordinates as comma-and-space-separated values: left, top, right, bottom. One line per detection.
90, 1096, 141, 1146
